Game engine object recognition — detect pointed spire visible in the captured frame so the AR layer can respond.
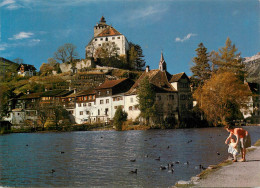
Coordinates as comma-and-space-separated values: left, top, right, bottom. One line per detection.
160, 51, 164, 62
159, 52, 167, 71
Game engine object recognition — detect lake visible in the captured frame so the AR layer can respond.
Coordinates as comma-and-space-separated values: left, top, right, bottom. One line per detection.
0, 126, 260, 187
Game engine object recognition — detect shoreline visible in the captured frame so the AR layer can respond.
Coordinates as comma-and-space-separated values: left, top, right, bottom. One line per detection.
174, 139, 260, 187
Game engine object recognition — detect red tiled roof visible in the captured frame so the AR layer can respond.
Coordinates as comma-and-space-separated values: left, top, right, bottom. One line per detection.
97, 27, 121, 37
95, 78, 128, 90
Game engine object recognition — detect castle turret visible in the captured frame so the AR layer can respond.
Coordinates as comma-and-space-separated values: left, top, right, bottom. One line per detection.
94, 16, 109, 37
159, 52, 167, 71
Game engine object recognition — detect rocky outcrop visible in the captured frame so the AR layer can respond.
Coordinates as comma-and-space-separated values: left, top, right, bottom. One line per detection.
243, 52, 260, 83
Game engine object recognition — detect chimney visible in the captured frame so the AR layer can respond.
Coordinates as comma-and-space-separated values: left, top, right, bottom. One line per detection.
146, 66, 150, 72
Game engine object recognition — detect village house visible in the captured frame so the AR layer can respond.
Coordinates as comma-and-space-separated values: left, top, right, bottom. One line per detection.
243, 82, 260, 124
6, 89, 73, 126
85, 16, 129, 58
125, 53, 192, 122
93, 78, 135, 123
17, 64, 36, 77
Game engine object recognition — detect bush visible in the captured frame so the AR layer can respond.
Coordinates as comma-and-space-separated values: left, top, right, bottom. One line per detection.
113, 106, 127, 131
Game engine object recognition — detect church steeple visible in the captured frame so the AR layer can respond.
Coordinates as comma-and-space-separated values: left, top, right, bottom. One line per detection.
159, 52, 167, 71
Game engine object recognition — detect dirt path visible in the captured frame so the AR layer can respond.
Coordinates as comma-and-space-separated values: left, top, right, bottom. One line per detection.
193, 146, 260, 187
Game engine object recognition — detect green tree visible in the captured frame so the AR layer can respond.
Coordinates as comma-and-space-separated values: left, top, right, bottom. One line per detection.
190, 43, 211, 87
137, 76, 156, 125
128, 43, 146, 70
193, 71, 251, 126
113, 106, 127, 131
212, 37, 246, 81
54, 43, 78, 64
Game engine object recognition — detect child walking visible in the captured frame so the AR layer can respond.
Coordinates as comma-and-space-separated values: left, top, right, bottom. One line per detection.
228, 138, 240, 162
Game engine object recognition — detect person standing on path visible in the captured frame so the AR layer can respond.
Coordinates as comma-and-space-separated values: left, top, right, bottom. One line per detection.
225, 124, 251, 162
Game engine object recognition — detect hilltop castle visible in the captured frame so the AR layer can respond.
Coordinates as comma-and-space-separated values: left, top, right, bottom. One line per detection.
85, 16, 129, 58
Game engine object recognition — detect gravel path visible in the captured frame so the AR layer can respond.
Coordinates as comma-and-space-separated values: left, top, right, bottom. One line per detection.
193, 146, 260, 187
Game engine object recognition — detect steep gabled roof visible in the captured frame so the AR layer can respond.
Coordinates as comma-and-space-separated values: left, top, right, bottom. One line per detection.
97, 27, 121, 37
95, 78, 128, 90
170, 72, 189, 82
127, 69, 176, 95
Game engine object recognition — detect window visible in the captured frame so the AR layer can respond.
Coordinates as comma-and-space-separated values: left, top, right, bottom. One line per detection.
106, 90, 110, 95
112, 37, 115, 40
100, 100, 104, 104
83, 103, 86, 107
130, 98, 133, 103
114, 106, 118, 109
88, 103, 92, 106
117, 37, 120, 39
105, 108, 108, 115
129, 106, 133, 111
86, 111, 90, 115
169, 95, 174, 100
106, 37, 108, 41
98, 109, 100, 115
80, 111, 83, 115
180, 95, 186, 100
78, 103, 82, 107
112, 42, 115, 44
98, 44, 101, 46
106, 99, 109, 104
100, 38, 103, 41
89, 95, 92, 100
69, 110, 74, 114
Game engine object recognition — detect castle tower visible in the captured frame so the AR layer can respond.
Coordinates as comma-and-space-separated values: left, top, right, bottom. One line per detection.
159, 52, 167, 71
94, 16, 109, 37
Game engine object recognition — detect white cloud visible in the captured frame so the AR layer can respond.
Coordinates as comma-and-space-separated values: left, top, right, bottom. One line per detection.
175, 33, 197, 42
128, 5, 168, 21
0, 46, 6, 51
9, 32, 34, 40
6, 3, 21, 9
0, 0, 15, 7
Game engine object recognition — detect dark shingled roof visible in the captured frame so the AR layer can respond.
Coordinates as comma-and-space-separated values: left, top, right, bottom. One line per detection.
17, 64, 36, 71
19, 92, 43, 99
170, 72, 189, 82
95, 78, 128, 90
127, 69, 177, 95
65, 89, 95, 98
41, 90, 72, 97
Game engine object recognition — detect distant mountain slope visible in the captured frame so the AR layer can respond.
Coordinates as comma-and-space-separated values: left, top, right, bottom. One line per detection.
243, 52, 260, 83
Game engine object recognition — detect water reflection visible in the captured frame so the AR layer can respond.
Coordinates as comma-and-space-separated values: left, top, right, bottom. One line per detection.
0, 127, 259, 187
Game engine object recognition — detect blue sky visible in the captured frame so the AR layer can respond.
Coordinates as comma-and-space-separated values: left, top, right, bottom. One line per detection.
0, 0, 259, 75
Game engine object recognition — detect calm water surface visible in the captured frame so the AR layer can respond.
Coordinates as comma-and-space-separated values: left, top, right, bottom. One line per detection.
0, 127, 260, 187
